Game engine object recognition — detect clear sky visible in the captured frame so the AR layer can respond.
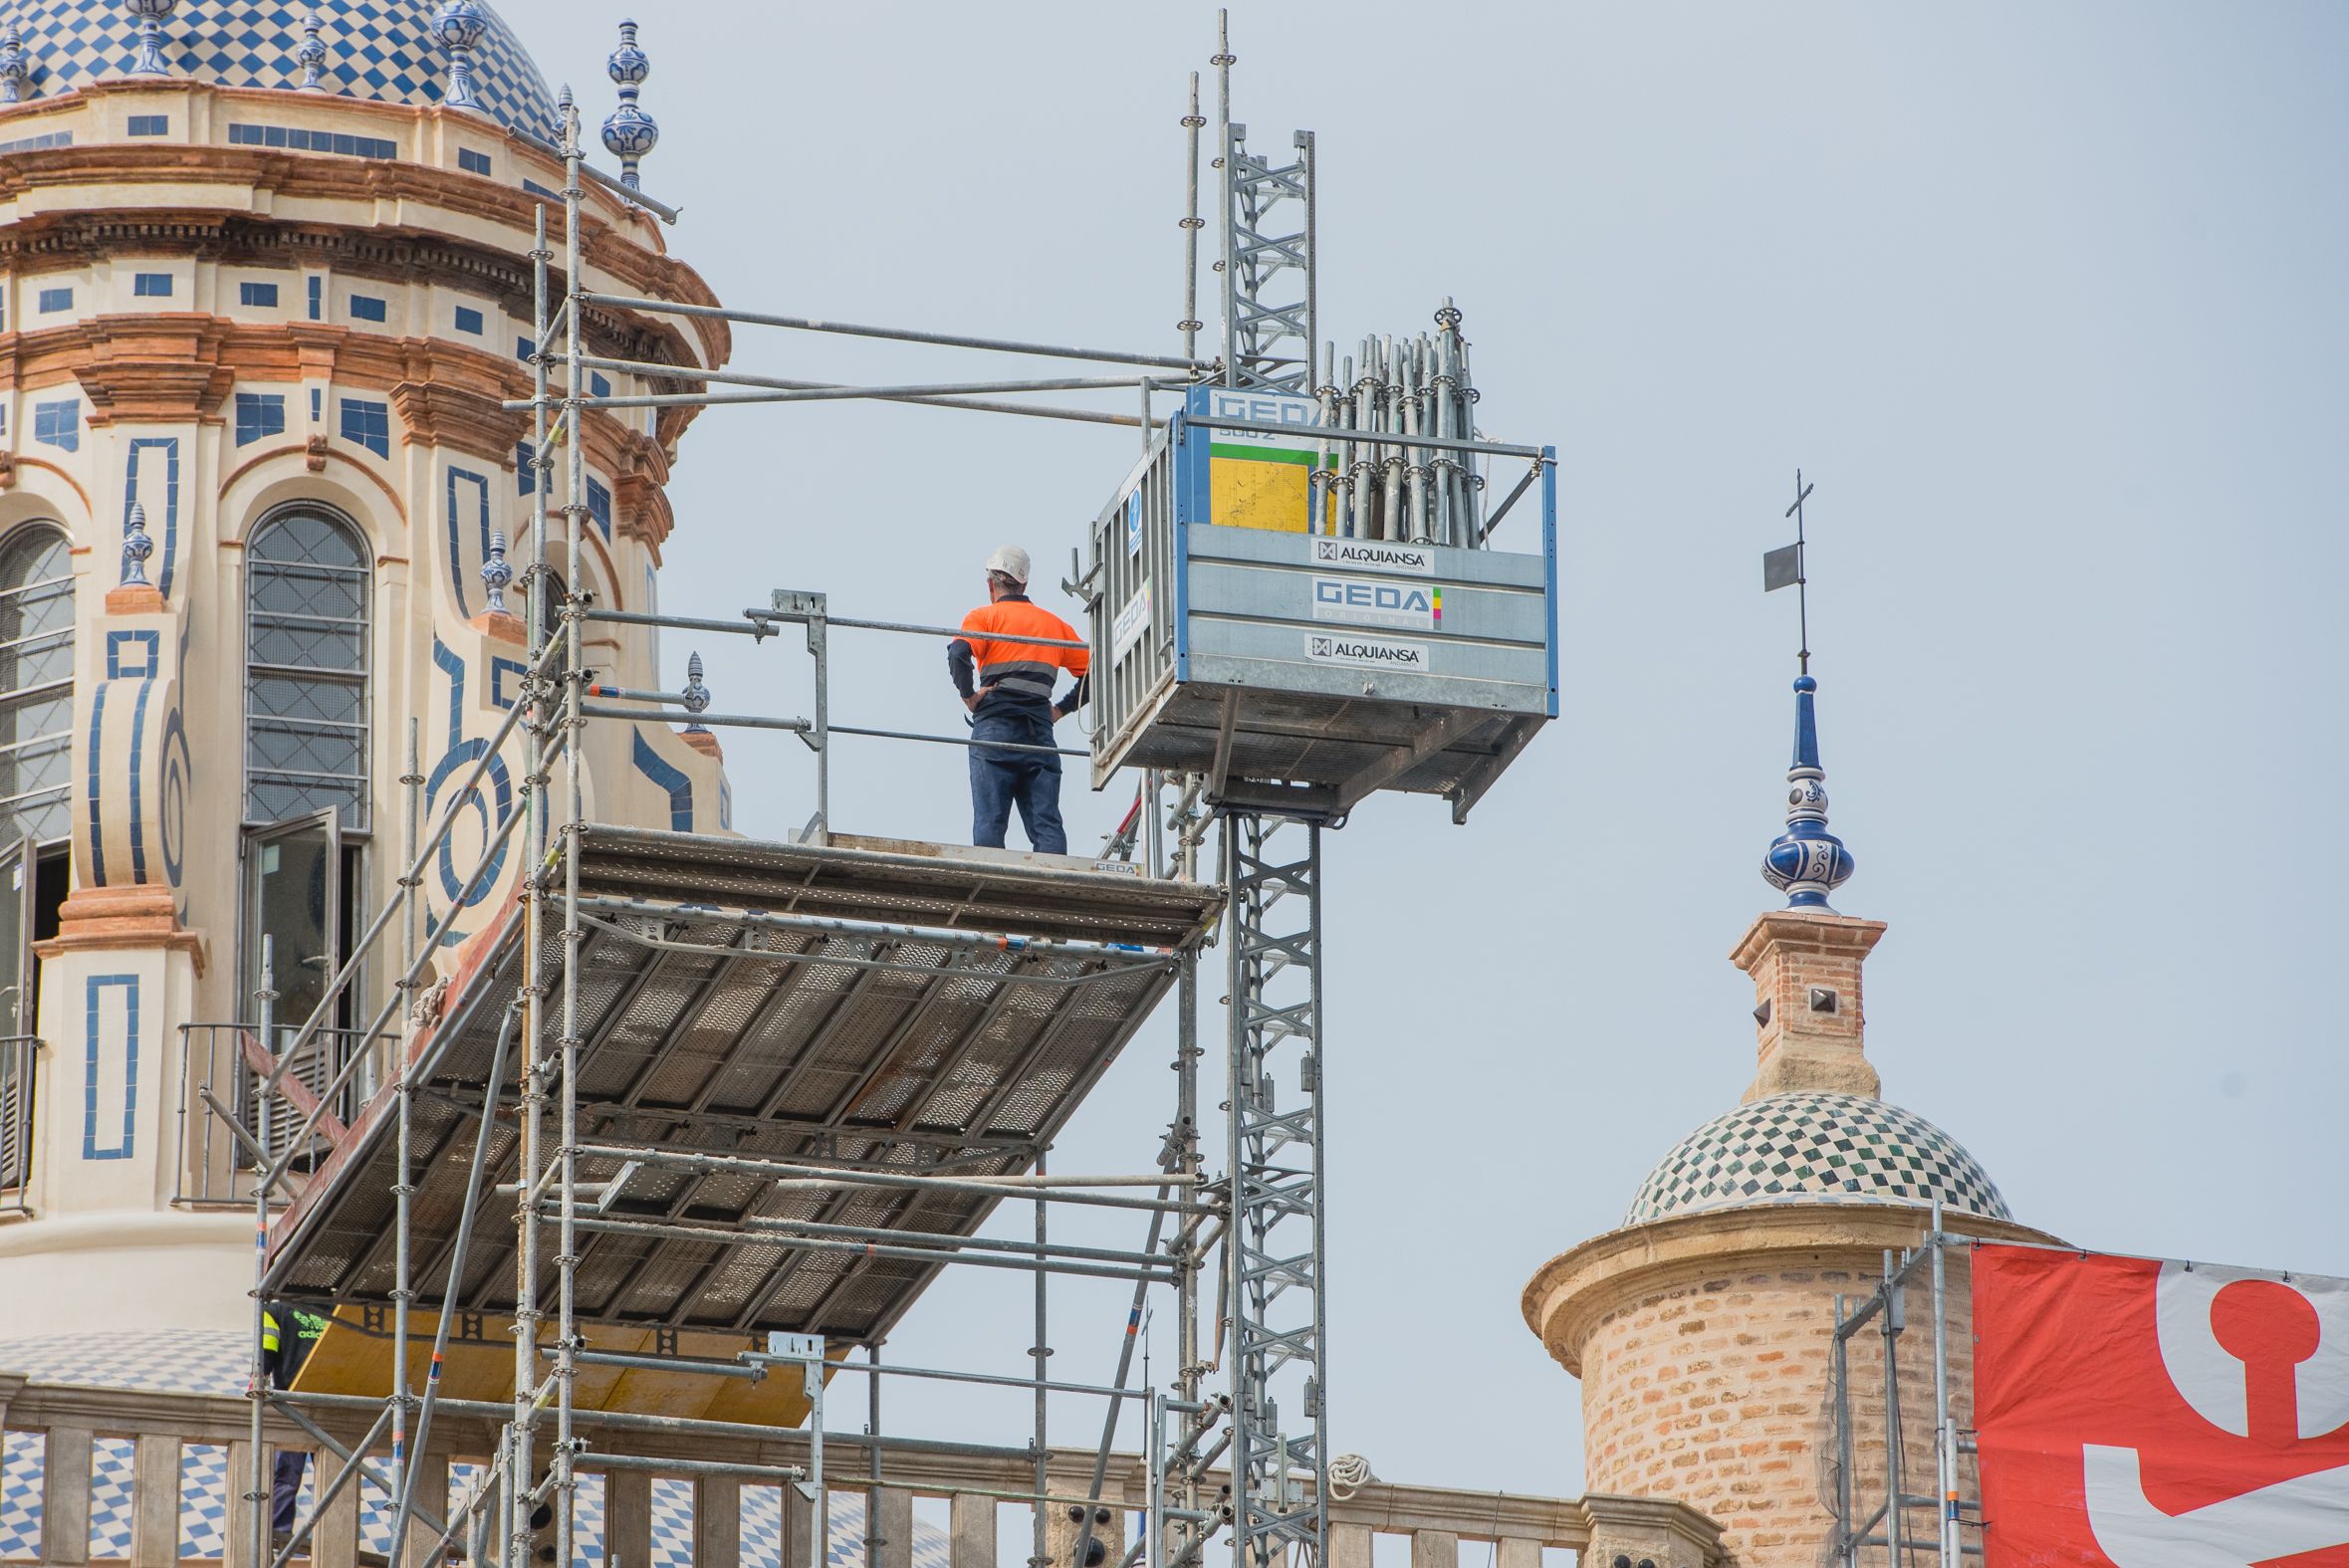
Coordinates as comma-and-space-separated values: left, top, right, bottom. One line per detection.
499, 0, 2348, 1505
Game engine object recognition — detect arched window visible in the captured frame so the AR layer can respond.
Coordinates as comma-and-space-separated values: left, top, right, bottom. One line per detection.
245, 507, 370, 828
0, 525, 76, 847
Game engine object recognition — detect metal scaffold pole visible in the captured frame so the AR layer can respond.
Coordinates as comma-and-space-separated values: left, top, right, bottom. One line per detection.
1222, 814, 1328, 1568
248, 938, 276, 1568
502, 171, 561, 1568
556, 85, 591, 1568
1170, 952, 1208, 1568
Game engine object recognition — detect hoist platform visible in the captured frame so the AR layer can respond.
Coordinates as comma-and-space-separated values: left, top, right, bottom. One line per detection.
265, 826, 1221, 1346
1088, 385, 1558, 821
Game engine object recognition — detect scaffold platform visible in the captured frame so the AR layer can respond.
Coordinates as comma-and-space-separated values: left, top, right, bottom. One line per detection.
265, 827, 1221, 1344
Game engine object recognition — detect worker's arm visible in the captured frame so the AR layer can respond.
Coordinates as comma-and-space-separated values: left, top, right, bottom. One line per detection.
1052, 673, 1090, 722
948, 639, 998, 713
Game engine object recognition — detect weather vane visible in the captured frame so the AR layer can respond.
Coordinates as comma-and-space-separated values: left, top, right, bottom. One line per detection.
1762, 469, 1815, 673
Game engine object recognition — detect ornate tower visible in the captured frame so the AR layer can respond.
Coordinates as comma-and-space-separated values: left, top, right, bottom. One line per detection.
1523, 675, 2060, 1568
0, 1, 730, 1335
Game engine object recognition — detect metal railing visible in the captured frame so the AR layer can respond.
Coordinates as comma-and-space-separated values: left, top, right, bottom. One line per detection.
0, 1033, 36, 1216
582, 592, 1091, 848
174, 1022, 389, 1207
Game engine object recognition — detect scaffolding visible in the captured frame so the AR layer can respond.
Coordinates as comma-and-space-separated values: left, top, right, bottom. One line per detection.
1823, 1207, 1979, 1568
213, 18, 1557, 1568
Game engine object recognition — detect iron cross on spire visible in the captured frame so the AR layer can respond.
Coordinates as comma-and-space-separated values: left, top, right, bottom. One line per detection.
1762, 469, 1816, 674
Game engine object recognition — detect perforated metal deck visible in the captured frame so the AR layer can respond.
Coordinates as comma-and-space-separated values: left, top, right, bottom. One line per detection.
266, 827, 1221, 1342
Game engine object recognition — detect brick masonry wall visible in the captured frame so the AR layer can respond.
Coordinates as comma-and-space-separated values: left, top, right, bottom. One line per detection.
1579, 1248, 1979, 1568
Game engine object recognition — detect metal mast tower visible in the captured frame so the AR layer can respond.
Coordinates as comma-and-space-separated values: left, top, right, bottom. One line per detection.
1222, 816, 1327, 1568
1215, 11, 1314, 394
1214, 21, 1329, 1568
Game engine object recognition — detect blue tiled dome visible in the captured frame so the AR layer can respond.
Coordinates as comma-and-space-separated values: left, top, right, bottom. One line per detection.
4, 1, 557, 135
1623, 1091, 2010, 1227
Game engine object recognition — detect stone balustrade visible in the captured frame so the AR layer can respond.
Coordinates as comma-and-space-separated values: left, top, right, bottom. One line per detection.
0, 1375, 1724, 1568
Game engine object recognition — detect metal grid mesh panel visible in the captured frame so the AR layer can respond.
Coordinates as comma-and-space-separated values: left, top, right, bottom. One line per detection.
266, 828, 1219, 1342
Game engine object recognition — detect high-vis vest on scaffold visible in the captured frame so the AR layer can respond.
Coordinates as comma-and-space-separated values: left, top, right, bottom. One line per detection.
957, 596, 1088, 712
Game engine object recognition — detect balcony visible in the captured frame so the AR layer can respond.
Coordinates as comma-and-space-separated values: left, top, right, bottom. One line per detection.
173, 1025, 391, 1212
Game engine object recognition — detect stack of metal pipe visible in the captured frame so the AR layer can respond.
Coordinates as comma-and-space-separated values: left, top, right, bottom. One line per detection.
1309, 299, 1486, 546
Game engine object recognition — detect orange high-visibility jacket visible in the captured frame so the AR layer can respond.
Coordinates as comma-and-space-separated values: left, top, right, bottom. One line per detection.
952, 596, 1088, 709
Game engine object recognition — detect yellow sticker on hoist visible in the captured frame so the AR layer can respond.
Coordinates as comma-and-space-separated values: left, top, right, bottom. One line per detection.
1195, 387, 1333, 535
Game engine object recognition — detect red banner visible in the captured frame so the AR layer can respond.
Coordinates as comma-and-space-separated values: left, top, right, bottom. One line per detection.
1973, 1242, 2349, 1568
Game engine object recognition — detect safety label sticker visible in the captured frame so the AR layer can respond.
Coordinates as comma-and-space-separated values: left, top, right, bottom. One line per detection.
1305, 632, 1429, 672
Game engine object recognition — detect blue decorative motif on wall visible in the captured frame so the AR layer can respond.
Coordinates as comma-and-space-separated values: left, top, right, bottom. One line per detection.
96, 633, 168, 886
587, 475, 612, 540
122, 437, 180, 596
126, 678, 155, 883
159, 707, 191, 888
82, 975, 139, 1162
630, 731, 691, 832
84, 683, 109, 886
105, 630, 158, 679
445, 465, 491, 618
424, 639, 513, 946
488, 655, 527, 711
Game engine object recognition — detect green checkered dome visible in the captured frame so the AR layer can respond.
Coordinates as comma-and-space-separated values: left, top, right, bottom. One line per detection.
1624, 1090, 2010, 1227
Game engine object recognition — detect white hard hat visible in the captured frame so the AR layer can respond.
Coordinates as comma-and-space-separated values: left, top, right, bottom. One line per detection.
984, 545, 1032, 583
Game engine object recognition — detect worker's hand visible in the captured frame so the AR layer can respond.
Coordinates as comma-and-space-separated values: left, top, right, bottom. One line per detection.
964, 685, 996, 713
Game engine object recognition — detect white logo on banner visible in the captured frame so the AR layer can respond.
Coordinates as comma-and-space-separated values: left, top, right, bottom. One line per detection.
2154, 1261, 2349, 1439
2084, 1446, 2349, 1568
2084, 1264, 2349, 1568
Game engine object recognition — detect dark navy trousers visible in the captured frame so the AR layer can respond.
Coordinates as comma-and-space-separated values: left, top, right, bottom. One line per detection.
968, 706, 1066, 855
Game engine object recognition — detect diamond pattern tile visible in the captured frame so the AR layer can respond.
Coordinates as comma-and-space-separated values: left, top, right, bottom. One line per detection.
86, 1439, 134, 1560
0, 1335, 953, 1567
180, 1446, 230, 1560
0, 1430, 40, 1561
2, 2, 557, 135
1623, 1090, 2012, 1226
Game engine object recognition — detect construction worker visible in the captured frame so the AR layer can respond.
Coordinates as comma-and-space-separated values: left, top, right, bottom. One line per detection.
947, 546, 1090, 855
260, 1302, 332, 1543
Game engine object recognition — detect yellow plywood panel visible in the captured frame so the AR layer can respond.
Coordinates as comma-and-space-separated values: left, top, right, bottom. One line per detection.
1208, 450, 1338, 535
1210, 453, 1311, 533
292, 1310, 845, 1426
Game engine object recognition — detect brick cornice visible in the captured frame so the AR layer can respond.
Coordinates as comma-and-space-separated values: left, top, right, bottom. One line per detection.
1521, 1204, 2064, 1377
39, 885, 207, 974
612, 468, 674, 557
0, 150, 728, 376
1728, 909, 1887, 973
4, 317, 634, 504
73, 313, 239, 425
387, 375, 527, 465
